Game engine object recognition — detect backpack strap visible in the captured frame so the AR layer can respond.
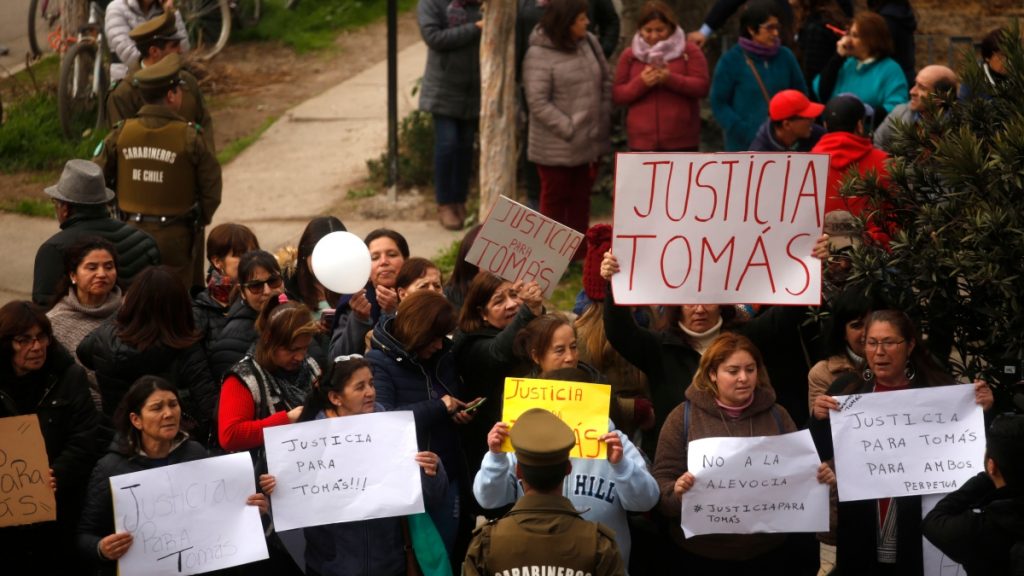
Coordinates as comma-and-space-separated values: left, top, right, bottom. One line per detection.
769, 405, 785, 434
683, 400, 691, 444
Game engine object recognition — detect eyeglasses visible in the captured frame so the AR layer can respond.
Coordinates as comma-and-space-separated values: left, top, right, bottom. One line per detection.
865, 339, 906, 351
13, 333, 50, 347
760, 23, 780, 32
334, 354, 364, 363
243, 275, 283, 294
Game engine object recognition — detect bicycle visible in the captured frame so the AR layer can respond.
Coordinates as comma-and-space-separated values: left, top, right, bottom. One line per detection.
57, 0, 109, 139
176, 0, 261, 61
28, 0, 62, 58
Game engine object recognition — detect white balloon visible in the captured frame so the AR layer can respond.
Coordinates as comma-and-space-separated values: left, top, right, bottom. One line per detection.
310, 231, 371, 294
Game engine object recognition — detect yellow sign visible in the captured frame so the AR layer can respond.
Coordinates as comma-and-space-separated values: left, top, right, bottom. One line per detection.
500, 377, 611, 459
0, 415, 56, 527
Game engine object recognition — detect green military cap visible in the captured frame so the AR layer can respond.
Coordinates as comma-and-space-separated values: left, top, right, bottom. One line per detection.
133, 52, 183, 91
129, 8, 181, 44
510, 408, 575, 466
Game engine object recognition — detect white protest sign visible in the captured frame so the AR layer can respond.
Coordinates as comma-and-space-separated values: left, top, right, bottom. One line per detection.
464, 195, 584, 297
263, 411, 423, 532
110, 452, 268, 576
681, 430, 828, 537
611, 152, 828, 305
922, 493, 966, 576
829, 384, 985, 502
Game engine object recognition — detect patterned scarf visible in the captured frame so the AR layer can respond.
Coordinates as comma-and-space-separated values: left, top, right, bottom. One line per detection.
206, 265, 234, 306
631, 26, 687, 66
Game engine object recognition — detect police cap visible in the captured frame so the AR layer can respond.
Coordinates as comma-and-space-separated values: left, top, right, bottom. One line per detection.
132, 53, 183, 91
129, 8, 182, 44
510, 408, 575, 466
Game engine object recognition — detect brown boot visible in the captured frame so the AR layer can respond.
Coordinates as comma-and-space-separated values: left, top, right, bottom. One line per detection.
438, 204, 462, 230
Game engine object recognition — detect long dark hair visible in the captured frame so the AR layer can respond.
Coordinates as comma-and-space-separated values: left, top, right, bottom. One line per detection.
51, 236, 119, 309
300, 356, 371, 423
458, 272, 508, 334
445, 224, 482, 307
234, 250, 283, 305
540, 0, 589, 51
295, 216, 346, 310
114, 375, 180, 456
863, 309, 949, 386
823, 287, 881, 358
116, 266, 199, 351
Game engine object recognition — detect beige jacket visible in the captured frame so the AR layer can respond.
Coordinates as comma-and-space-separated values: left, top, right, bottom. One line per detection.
523, 28, 612, 167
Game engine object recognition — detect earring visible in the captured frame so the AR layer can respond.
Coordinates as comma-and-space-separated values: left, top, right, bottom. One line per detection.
905, 364, 917, 381
863, 367, 875, 381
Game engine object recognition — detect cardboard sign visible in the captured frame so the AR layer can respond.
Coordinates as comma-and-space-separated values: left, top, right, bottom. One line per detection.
612, 152, 829, 305
263, 411, 423, 531
0, 415, 56, 527
829, 384, 985, 502
465, 195, 585, 297
500, 377, 611, 459
110, 452, 268, 576
681, 430, 829, 537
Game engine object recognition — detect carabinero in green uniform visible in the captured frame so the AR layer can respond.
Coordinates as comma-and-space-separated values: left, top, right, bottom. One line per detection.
94, 52, 222, 290
105, 7, 214, 151
463, 408, 625, 576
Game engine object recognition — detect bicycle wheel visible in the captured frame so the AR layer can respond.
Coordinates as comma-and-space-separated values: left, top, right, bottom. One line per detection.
233, 0, 261, 30
28, 0, 62, 58
58, 40, 107, 140
178, 0, 231, 60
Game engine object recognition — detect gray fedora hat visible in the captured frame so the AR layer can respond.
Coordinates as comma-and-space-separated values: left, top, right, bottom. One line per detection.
44, 159, 116, 205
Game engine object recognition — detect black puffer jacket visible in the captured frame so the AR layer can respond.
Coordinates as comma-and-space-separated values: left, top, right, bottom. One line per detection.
192, 289, 230, 361
77, 323, 218, 434
208, 298, 259, 380
32, 205, 160, 306
0, 344, 101, 573
77, 436, 207, 576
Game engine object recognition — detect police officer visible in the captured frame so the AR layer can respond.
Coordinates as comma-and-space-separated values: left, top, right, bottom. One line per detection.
94, 52, 222, 290
463, 408, 626, 576
105, 8, 215, 150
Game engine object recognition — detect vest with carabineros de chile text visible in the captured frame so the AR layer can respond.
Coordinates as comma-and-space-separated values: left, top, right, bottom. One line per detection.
115, 118, 196, 216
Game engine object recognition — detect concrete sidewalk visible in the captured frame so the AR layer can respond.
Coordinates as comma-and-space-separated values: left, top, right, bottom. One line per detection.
1, 39, 463, 303
212, 39, 463, 257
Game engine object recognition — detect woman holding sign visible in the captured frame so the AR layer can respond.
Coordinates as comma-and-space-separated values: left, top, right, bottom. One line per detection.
653, 333, 834, 574
368, 290, 480, 560
453, 273, 545, 495
260, 356, 449, 576
810, 310, 994, 575
0, 300, 100, 574
77, 376, 268, 576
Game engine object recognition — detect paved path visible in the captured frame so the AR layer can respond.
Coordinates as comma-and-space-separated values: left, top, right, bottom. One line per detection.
2, 39, 466, 303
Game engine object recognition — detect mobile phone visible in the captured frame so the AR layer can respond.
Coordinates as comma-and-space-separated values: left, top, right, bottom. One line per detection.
461, 397, 487, 414
321, 308, 336, 325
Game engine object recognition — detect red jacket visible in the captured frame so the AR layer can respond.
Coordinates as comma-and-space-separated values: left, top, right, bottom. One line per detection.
812, 131, 892, 246
613, 43, 709, 151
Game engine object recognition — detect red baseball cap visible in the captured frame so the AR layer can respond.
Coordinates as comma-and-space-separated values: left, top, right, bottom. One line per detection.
769, 90, 825, 121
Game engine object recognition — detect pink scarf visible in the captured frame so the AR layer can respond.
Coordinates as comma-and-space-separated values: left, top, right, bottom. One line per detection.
631, 26, 686, 66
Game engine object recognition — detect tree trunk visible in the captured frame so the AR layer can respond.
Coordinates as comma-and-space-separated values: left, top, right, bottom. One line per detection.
478, 1, 517, 220
61, 0, 88, 50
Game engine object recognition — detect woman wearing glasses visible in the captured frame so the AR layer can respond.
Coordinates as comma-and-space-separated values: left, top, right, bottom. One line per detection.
709, 0, 808, 151
78, 266, 218, 445
209, 250, 287, 379
0, 300, 100, 574
810, 309, 994, 574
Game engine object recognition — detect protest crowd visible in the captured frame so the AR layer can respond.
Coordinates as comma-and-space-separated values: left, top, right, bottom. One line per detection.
3, 0, 1024, 575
